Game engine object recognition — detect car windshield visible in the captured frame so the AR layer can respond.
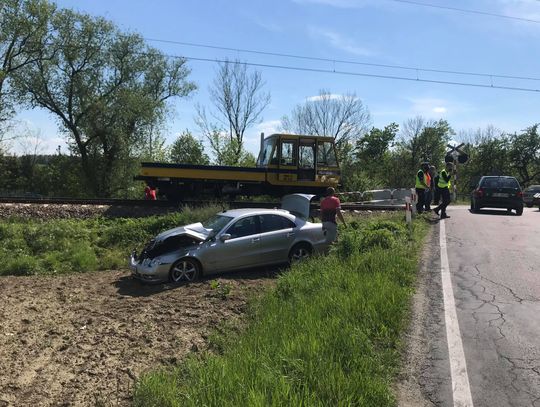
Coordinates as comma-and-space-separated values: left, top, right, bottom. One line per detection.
201, 214, 234, 234
526, 185, 540, 191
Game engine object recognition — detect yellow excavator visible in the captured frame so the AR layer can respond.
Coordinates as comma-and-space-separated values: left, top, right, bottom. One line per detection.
135, 133, 341, 200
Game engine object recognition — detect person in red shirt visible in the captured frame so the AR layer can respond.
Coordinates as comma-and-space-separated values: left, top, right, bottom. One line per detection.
320, 187, 346, 243
144, 186, 157, 200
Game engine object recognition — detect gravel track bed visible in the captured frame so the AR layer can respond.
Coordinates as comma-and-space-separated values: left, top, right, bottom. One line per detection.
0, 203, 182, 219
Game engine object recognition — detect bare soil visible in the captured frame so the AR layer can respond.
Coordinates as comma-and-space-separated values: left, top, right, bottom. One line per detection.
0, 269, 275, 406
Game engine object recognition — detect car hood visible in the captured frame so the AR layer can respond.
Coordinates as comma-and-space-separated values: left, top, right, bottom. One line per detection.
281, 194, 315, 220
155, 222, 210, 243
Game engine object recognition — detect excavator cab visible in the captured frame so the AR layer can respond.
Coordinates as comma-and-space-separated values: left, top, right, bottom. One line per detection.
256, 133, 340, 185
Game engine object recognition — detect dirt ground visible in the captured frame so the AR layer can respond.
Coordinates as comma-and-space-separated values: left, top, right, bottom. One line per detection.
0, 269, 275, 406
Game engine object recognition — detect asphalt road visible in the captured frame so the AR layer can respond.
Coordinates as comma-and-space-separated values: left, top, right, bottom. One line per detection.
416, 205, 540, 407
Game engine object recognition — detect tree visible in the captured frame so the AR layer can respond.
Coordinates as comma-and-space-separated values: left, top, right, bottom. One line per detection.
339, 123, 398, 191
280, 89, 371, 158
0, 0, 54, 135
355, 123, 398, 170
13, 8, 196, 196
196, 59, 270, 165
508, 124, 540, 186
169, 131, 209, 165
206, 130, 256, 166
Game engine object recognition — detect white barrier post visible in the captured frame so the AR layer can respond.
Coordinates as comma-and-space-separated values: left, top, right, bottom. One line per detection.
405, 196, 412, 224
410, 188, 418, 216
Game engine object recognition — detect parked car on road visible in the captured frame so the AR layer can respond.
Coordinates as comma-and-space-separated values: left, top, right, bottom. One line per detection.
470, 176, 523, 215
130, 194, 329, 283
522, 185, 540, 208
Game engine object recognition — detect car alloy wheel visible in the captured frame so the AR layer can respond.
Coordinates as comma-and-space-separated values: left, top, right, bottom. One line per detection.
169, 258, 201, 283
289, 243, 312, 263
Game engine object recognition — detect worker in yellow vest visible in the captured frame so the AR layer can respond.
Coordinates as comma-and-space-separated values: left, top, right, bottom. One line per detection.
434, 162, 454, 219
415, 162, 430, 213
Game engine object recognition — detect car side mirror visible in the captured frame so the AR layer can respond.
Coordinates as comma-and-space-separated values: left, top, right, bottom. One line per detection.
220, 234, 231, 242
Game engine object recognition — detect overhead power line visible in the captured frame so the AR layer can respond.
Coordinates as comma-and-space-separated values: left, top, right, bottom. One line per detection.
387, 0, 540, 24
175, 55, 540, 93
145, 37, 540, 82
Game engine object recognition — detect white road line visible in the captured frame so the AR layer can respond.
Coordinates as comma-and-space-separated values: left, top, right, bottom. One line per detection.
440, 220, 474, 407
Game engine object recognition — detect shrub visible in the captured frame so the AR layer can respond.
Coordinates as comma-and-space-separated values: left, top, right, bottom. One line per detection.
335, 230, 359, 258
364, 219, 405, 236
360, 229, 395, 250
2, 256, 40, 276
65, 243, 98, 272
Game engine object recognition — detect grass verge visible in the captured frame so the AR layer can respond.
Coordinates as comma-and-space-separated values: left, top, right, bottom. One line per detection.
0, 205, 221, 276
133, 213, 429, 407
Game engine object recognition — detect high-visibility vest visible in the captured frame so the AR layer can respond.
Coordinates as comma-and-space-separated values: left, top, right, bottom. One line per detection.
415, 170, 426, 189
438, 169, 451, 189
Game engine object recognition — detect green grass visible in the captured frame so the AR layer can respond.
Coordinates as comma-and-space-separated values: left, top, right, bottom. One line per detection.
133, 214, 429, 407
0, 205, 222, 276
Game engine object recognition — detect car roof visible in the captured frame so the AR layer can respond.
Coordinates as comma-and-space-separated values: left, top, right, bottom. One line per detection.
480, 175, 517, 179
220, 208, 293, 218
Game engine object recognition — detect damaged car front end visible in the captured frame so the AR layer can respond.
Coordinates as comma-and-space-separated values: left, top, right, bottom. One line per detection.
130, 223, 210, 283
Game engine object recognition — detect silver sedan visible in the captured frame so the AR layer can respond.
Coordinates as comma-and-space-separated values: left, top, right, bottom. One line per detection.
130, 194, 330, 283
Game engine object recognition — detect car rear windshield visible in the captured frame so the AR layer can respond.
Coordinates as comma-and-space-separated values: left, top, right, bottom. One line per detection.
481, 178, 520, 189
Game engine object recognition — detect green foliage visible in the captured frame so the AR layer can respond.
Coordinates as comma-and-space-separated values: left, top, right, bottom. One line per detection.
133, 214, 429, 406
0, 205, 222, 276
360, 229, 395, 250
12, 5, 196, 197
508, 124, 540, 185
206, 130, 256, 166
335, 229, 359, 258
169, 130, 210, 165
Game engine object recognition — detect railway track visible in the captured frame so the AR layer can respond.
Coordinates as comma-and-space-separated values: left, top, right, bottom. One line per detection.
0, 196, 405, 211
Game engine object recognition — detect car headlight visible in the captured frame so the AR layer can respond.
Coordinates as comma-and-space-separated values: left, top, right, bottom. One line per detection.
149, 258, 164, 267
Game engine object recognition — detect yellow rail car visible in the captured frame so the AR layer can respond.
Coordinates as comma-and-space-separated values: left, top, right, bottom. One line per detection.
136, 133, 341, 200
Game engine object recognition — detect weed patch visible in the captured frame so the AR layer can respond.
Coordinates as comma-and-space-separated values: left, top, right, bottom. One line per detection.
0, 205, 222, 276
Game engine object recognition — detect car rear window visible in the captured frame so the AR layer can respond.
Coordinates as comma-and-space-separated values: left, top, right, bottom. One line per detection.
481, 178, 520, 188
499, 178, 520, 188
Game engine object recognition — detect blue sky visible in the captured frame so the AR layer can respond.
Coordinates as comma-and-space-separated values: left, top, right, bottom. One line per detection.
11, 0, 540, 156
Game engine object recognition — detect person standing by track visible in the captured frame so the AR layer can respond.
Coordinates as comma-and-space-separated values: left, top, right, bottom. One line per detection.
415, 162, 430, 214
433, 162, 453, 219
320, 187, 346, 243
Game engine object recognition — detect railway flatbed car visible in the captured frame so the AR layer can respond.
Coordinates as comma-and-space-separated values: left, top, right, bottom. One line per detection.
135, 133, 341, 200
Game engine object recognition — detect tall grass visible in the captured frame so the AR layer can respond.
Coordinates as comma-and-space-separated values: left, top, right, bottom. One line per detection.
0, 205, 221, 276
133, 214, 428, 407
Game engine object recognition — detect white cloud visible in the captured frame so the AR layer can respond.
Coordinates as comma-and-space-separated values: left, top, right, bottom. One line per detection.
308, 27, 376, 57
407, 97, 452, 117
305, 93, 343, 102
256, 119, 282, 136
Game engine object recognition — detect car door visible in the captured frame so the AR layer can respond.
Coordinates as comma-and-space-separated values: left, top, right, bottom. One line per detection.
258, 214, 297, 264
206, 215, 261, 272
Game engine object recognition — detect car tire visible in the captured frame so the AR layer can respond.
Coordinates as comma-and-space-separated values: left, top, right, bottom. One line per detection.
515, 206, 523, 216
527, 203, 533, 208
288, 243, 312, 264
169, 258, 201, 283
471, 200, 479, 213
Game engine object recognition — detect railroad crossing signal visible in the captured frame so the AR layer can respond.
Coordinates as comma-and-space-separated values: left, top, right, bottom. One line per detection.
445, 143, 468, 164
